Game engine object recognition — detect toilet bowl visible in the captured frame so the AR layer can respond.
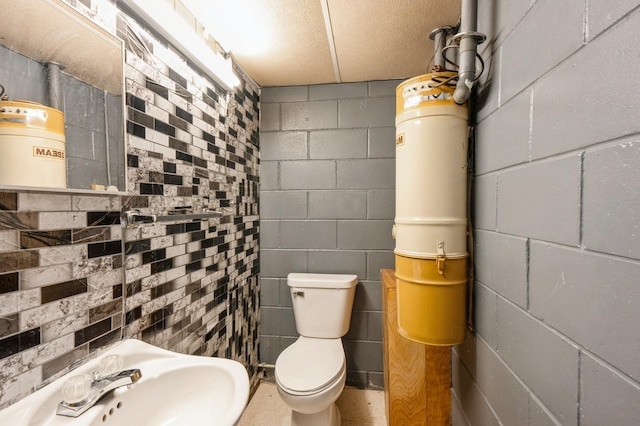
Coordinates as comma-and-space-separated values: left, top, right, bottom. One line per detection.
274, 273, 358, 426
275, 337, 346, 425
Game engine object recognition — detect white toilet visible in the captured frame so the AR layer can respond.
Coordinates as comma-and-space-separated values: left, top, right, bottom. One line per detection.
274, 273, 358, 426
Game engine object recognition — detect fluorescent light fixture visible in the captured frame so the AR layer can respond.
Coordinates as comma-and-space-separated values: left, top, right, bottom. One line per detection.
180, 0, 272, 57
120, 0, 240, 90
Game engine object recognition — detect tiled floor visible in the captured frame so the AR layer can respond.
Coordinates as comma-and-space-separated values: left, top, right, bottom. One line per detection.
238, 381, 387, 426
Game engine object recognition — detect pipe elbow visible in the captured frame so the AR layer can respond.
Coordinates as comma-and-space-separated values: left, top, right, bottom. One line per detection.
453, 78, 473, 105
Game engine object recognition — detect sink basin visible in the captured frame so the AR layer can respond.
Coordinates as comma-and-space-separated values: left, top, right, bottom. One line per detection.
0, 339, 250, 426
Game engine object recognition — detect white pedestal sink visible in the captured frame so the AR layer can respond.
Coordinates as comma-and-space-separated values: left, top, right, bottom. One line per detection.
0, 339, 250, 426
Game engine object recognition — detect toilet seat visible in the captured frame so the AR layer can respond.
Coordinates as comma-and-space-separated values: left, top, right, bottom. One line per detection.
275, 337, 345, 396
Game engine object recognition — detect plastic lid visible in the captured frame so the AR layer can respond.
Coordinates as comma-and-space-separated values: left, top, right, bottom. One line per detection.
287, 273, 358, 289
275, 337, 344, 394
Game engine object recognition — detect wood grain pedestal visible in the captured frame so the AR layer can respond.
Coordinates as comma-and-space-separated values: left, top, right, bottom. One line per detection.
382, 269, 452, 425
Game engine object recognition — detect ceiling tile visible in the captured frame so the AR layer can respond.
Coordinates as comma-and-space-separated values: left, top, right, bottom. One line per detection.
229, 0, 336, 87
327, 0, 461, 82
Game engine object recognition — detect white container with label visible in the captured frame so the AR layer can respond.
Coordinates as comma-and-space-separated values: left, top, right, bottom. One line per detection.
0, 100, 66, 188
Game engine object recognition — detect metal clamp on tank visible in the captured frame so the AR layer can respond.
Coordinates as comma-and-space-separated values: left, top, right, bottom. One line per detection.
436, 241, 446, 275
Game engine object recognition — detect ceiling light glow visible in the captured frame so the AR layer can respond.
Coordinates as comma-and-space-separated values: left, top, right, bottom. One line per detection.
121, 0, 240, 90
180, 0, 273, 57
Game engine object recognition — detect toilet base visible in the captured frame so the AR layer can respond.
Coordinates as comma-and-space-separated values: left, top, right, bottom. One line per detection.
291, 403, 340, 426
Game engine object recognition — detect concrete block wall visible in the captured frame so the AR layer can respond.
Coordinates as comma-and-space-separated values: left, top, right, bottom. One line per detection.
259, 81, 399, 389
455, 0, 640, 424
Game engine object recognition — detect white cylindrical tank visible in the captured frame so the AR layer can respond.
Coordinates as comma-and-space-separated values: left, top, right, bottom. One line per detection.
394, 73, 468, 259
0, 100, 66, 188
287, 273, 358, 338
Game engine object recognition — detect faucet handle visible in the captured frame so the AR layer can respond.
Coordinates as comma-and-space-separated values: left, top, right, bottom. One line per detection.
98, 355, 124, 378
61, 374, 92, 406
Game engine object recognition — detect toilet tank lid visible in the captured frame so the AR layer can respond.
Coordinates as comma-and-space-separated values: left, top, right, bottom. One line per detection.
287, 273, 358, 289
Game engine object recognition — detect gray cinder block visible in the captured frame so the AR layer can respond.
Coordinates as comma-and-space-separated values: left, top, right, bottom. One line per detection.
367, 189, 394, 219
260, 277, 281, 307
496, 154, 581, 246
260, 103, 281, 131
474, 230, 528, 308
338, 97, 395, 128
365, 251, 394, 281
583, 140, 640, 260
500, 0, 583, 103
282, 101, 337, 130
259, 250, 308, 278
587, 0, 639, 40
343, 340, 383, 372
261, 86, 308, 103
280, 220, 337, 249
309, 82, 367, 100
308, 190, 367, 219
337, 159, 394, 189
532, 9, 640, 159
260, 131, 307, 161
309, 129, 367, 159
308, 250, 367, 277
476, 89, 531, 174
452, 349, 500, 426
580, 352, 640, 425
474, 282, 498, 349
368, 127, 395, 159
259, 220, 280, 249
368, 80, 402, 98
475, 337, 529, 426
280, 160, 336, 190
260, 306, 297, 336
260, 161, 278, 190
337, 220, 394, 250
473, 173, 497, 231
529, 241, 640, 380
497, 298, 579, 425
259, 191, 307, 219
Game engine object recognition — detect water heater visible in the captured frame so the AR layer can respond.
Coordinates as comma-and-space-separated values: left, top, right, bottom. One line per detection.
394, 72, 468, 345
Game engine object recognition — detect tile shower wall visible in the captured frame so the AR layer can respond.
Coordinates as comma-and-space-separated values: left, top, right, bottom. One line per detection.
259, 81, 398, 389
0, 0, 260, 408
453, 0, 640, 424
118, 0, 260, 372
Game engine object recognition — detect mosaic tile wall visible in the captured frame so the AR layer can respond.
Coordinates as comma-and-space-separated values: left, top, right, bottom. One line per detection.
0, 191, 124, 407
0, 0, 260, 408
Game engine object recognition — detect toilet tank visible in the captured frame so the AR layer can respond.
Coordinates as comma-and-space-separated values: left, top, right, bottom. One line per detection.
287, 273, 358, 338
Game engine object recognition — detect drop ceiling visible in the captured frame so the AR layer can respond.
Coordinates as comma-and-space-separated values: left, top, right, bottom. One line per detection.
183, 0, 461, 87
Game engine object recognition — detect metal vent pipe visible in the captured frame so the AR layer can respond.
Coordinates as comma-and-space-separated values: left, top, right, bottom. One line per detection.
47, 62, 62, 110
453, 0, 485, 104
429, 26, 453, 71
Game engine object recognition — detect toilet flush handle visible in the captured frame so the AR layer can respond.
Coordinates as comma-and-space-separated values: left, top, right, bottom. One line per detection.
292, 291, 304, 297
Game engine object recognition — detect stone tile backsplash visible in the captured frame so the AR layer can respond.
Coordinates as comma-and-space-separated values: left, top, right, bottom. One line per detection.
0, 0, 260, 409
0, 191, 124, 406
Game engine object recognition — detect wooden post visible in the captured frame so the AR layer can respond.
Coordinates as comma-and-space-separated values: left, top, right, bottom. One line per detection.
382, 269, 452, 425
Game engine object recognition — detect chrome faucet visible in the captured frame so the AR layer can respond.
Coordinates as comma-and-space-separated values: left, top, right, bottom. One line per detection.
56, 369, 142, 417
